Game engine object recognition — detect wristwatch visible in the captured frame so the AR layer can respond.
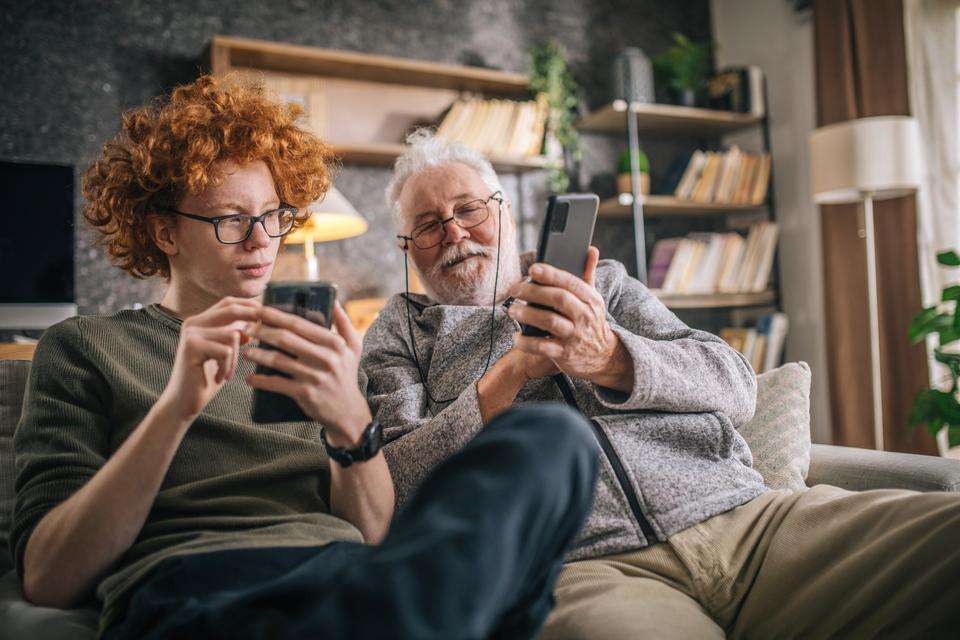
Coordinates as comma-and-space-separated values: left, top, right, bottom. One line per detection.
321, 421, 383, 468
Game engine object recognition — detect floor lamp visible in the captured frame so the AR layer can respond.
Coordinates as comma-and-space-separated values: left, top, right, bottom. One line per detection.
809, 116, 923, 450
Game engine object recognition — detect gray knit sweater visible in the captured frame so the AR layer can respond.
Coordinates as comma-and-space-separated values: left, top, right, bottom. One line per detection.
360, 257, 767, 561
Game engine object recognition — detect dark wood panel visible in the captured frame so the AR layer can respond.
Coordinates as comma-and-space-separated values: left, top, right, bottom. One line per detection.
813, 0, 937, 454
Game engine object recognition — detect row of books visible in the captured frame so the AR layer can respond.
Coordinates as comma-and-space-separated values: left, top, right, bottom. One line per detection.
648, 221, 779, 294
435, 96, 548, 158
674, 146, 771, 205
720, 312, 789, 374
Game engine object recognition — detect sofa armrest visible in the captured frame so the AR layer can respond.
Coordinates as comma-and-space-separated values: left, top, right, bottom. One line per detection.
0, 569, 98, 639
807, 443, 960, 493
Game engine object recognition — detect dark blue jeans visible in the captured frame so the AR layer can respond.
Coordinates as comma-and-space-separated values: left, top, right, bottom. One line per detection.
103, 404, 599, 640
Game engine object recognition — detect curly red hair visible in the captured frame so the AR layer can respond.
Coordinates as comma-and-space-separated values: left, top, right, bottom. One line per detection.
82, 73, 335, 279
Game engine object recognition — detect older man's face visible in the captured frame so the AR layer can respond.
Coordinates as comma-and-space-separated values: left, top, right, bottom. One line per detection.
397, 162, 520, 306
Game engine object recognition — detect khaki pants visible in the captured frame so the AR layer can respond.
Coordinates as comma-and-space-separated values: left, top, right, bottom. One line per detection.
540, 485, 960, 639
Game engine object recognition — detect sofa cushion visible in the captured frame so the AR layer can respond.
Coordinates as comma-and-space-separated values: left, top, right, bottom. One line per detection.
0, 569, 98, 639
739, 361, 812, 492
0, 360, 31, 575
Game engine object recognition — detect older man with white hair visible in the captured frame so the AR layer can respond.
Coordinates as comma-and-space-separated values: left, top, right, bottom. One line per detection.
362, 129, 960, 638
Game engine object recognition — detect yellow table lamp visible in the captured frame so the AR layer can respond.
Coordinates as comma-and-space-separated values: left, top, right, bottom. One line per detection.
284, 186, 368, 281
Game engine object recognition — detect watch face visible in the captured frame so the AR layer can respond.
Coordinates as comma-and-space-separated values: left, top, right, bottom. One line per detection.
367, 421, 384, 453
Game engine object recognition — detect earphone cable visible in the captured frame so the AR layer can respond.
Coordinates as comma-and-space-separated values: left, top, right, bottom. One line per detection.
402, 200, 504, 414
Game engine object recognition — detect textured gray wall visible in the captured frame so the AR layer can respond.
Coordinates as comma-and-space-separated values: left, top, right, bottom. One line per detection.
1, 0, 710, 315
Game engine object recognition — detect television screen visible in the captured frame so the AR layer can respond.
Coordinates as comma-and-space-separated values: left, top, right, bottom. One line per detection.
0, 161, 75, 303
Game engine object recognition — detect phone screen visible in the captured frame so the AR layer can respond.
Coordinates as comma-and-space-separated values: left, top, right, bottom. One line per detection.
521, 195, 599, 338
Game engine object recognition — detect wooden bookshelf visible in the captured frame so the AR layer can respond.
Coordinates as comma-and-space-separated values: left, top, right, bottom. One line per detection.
576, 100, 762, 136
206, 36, 531, 96
598, 194, 768, 218
652, 290, 777, 309
331, 142, 555, 173
204, 36, 550, 171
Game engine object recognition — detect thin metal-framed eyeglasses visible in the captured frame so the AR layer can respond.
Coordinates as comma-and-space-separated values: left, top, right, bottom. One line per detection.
396, 191, 503, 250
167, 204, 299, 245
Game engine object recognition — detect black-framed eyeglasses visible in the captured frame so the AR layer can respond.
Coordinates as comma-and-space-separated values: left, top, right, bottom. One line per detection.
167, 204, 299, 244
397, 191, 503, 250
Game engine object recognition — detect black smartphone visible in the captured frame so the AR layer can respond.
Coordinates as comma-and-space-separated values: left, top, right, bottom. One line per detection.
252, 281, 337, 423
521, 194, 600, 338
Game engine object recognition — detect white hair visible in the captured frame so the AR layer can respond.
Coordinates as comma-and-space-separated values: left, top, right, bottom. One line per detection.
386, 128, 506, 226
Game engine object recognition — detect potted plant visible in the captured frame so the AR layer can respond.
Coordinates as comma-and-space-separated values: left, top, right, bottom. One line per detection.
530, 40, 582, 194
907, 249, 960, 451
616, 149, 650, 196
653, 33, 712, 107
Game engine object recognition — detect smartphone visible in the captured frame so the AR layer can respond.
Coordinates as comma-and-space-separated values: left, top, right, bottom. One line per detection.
521, 194, 600, 338
252, 281, 337, 423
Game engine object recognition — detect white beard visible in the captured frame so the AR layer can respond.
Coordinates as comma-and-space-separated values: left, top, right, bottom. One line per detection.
415, 234, 522, 307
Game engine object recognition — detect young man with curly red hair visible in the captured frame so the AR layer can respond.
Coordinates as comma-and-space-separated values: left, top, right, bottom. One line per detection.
11, 75, 598, 639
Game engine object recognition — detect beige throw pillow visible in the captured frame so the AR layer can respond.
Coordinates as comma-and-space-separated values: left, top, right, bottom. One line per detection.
740, 361, 812, 491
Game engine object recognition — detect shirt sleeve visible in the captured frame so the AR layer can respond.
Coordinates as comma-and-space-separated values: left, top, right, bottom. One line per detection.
590, 260, 758, 428
360, 304, 484, 506
10, 317, 112, 583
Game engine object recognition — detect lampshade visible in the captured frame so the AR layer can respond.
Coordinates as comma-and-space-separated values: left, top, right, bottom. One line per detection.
285, 186, 368, 244
809, 116, 923, 205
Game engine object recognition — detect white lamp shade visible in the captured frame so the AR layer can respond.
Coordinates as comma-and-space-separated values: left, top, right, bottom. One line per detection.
810, 116, 923, 205
286, 186, 368, 244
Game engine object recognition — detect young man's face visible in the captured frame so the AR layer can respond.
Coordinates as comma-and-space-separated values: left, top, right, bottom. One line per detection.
164, 159, 283, 302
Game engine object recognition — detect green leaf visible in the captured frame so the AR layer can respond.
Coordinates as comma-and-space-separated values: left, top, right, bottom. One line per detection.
932, 391, 960, 422
939, 327, 960, 346
949, 425, 960, 448
934, 348, 960, 365
938, 251, 960, 266
943, 286, 960, 301
909, 389, 939, 427
926, 417, 945, 439
909, 309, 952, 343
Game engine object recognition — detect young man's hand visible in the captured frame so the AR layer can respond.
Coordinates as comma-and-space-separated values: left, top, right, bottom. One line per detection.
244, 302, 372, 445
159, 297, 260, 424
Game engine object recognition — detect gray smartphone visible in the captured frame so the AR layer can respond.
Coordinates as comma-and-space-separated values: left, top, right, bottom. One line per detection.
252, 281, 337, 423
521, 194, 600, 338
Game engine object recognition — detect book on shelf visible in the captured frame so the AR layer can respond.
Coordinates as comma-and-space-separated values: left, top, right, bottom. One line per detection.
435, 95, 548, 158
673, 146, 771, 206
649, 221, 778, 295
720, 311, 788, 374
648, 237, 681, 289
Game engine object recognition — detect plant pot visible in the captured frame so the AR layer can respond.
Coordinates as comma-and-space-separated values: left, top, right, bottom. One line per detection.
617, 172, 650, 196
666, 86, 702, 108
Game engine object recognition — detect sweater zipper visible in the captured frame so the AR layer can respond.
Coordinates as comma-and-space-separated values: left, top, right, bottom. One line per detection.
552, 375, 659, 544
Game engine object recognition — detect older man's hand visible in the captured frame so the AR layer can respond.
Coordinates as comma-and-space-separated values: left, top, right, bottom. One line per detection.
506, 247, 634, 393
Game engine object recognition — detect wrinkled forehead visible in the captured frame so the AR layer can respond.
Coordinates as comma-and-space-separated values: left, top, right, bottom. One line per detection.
397, 162, 491, 222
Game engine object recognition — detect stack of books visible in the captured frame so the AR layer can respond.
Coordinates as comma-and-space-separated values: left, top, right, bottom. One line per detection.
648, 221, 779, 294
720, 312, 789, 374
673, 146, 771, 205
435, 95, 549, 158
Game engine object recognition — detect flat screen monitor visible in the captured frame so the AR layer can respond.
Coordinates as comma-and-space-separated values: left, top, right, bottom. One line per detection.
0, 161, 77, 328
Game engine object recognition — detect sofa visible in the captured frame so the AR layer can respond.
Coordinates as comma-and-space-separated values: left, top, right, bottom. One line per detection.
2, 357, 959, 639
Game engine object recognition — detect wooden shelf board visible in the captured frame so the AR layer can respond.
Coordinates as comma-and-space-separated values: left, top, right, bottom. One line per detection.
208, 36, 531, 95
330, 142, 553, 173
651, 290, 777, 309
577, 102, 763, 136
598, 195, 768, 217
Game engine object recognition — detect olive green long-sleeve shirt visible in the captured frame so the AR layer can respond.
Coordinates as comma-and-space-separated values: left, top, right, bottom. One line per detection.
11, 304, 362, 632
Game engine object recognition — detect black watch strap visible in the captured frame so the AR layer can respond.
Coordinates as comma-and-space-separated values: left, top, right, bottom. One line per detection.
322, 421, 383, 468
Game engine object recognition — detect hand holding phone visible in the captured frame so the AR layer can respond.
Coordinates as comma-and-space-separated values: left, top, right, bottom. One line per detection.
520, 194, 599, 338
250, 282, 337, 423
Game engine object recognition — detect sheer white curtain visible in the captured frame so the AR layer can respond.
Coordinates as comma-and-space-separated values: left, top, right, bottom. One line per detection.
905, 0, 960, 456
